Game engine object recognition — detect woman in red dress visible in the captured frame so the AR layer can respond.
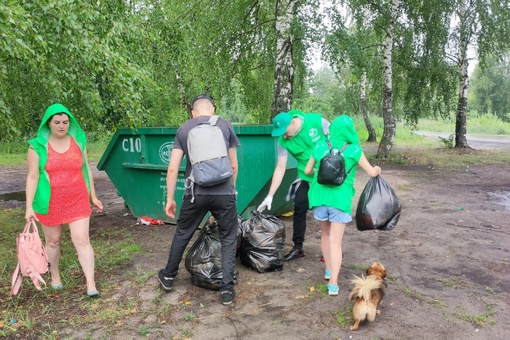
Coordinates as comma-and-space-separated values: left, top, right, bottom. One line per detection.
25, 103, 103, 297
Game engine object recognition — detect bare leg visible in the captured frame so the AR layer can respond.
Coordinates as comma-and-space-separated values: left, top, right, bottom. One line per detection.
319, 221, 331, 274
68, 217, 96, 292
41, 224, 63, 287
328, 222, 346, 286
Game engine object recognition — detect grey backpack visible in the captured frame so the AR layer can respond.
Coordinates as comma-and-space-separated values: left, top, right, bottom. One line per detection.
187, 115, 233, 187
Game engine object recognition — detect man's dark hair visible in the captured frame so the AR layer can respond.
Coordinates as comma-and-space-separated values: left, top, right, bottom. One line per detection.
192, 94, 214, 107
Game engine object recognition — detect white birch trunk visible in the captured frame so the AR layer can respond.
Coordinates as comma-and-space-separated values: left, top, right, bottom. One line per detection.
271, 0, 299, 118
455, 0, 470, 148
361, 71, 376, 142
176, 71, 192, 118
377, 0, 399, 157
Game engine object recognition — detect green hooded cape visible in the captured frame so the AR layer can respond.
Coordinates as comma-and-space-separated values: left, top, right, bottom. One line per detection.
28, 103, 90, 214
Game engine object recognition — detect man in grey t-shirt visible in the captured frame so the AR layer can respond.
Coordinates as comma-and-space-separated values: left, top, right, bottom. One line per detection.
157, 94, 240, 306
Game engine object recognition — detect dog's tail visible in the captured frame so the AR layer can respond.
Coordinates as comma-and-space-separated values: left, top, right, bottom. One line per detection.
349, 275, 383, 301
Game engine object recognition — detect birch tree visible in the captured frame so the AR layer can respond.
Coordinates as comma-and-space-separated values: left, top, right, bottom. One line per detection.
327, 0, 400, 156
377, 0, 399, 157
361, 71, 377, 141
271, 0, 301, 118
324, 4, 384, 139
440, 0, 510, 148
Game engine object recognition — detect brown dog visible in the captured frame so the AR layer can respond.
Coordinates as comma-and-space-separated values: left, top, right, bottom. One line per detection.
349, 261, 387, 331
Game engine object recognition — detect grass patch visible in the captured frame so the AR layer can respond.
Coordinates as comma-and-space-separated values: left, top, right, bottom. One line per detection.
179, 328, 193, 338
305, 282, 328, 297
347, 264, 369, 271
387, 274, 399, 285
316, 283, 328, 294
401, 287, 451, 309
183, 312, 196, 321
335, 305, 353, 328
85, 140, 109, 162
0, 208, 143, 338
452, 303, 496, 327
416, 113, 510, 135
137, 326, 151, 336
436, 277, 467, 289
371, 147, 510, 170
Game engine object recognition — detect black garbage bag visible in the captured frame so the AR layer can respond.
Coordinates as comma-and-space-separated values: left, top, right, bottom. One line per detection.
355, 176, 401, 231
240, 211, 285, 273
185, 222, 238, 290
236, 215, 244, 256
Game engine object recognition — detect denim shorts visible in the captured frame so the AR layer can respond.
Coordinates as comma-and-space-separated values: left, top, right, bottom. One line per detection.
313, 206, 352, 223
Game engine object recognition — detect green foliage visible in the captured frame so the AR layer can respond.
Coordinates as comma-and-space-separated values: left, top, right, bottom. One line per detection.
0, 139, 28, 155
468, 55, 510, 122
438, 134, 455, 149
2, 0, 510, 156
293, 67, 343, 120
323, 6, 385, 119
0, 0, 284, 138
0, 0, 150, 141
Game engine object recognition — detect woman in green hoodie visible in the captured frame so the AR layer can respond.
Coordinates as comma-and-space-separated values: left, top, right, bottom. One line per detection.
25, 103, 103, 297
305, 115, 381, 296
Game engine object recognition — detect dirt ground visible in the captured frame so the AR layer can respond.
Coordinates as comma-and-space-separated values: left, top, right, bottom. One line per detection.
1, 156, 510, 340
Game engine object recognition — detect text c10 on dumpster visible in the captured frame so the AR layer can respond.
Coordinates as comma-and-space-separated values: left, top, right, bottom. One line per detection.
122, 137, 142, 153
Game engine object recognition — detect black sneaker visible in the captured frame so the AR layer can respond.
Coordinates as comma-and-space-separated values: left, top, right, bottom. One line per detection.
158, 269, 174, 292
221, 289, 236, 305
283, 247, 305, 261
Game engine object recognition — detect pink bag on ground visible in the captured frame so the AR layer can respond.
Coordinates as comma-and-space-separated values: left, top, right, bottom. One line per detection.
11, 220, 50, 296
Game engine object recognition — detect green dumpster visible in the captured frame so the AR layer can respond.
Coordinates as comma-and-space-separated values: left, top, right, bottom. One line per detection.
97, 125, 298, 223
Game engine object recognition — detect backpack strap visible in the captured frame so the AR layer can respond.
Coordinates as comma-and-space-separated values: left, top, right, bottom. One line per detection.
338, 143, 356, 175
326, 139, 332, 151
338, 143, 349, 154
11, 263, 22, 296
25, 266, 46, 291
208, 115, 219, 126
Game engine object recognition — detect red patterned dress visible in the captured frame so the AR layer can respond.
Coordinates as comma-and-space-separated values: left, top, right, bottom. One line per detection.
36, 138, 92, 226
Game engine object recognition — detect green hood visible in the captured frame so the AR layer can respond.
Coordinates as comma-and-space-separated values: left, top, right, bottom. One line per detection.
329, 115, 360, 147
28, 103, 89, 214
33, 103, 87, 146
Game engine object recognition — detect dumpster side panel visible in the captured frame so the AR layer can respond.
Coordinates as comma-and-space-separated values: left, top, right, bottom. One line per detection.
98, 125, 298, 223
236, 134, 296, 217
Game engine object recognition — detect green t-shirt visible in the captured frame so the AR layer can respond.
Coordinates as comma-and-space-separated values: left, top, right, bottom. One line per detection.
278, 113, 327, 182
308, 141, 362, 214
